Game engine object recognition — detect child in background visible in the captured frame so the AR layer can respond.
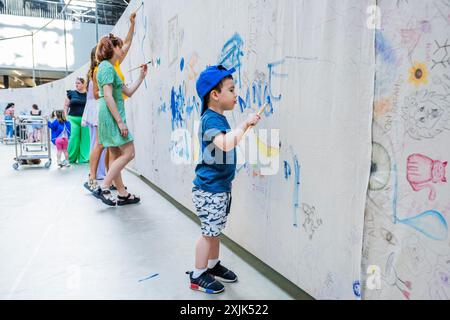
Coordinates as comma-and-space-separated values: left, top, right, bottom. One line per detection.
4, 103, 15, 138
29, 104, 43, 143
48, 110, 72, 167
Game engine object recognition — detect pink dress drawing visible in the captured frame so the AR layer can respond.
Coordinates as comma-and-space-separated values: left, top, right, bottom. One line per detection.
407, 154, 447, 201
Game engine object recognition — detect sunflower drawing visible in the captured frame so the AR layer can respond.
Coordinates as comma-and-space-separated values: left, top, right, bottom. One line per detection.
408, 61, 429, 86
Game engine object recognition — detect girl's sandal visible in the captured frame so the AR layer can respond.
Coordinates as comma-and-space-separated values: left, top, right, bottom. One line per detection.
84, 176, 97, 193
110, 185, 128, 191
117, 193, 140, 206
95, 188, 117, 206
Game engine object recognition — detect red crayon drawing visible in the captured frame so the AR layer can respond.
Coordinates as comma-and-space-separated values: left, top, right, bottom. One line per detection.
407, 153, 447, 201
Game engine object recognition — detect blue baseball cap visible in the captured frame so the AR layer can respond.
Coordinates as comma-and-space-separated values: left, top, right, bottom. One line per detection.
196, 65, 236, 116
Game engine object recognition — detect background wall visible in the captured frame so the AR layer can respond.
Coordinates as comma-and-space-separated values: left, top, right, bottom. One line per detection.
0, 14, 112, 72
4, 0, 448, 300
362, 0, 450, 300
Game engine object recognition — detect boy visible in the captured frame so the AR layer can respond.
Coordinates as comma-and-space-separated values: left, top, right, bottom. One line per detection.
188, 65, 261, 294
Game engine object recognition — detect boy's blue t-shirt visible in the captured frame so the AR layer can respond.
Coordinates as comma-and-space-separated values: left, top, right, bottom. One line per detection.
193, 108, 236, 193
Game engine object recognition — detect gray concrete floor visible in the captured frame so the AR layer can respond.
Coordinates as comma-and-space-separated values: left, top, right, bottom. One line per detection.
0, 144, 293, 300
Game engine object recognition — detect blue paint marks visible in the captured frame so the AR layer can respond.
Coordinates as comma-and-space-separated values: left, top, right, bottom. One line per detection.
138, 273, 159, 282
170, 85, 185, 130
392, 164, 448, 241
169, 129, 190, 163
238, 89, 251, 113
161, 81, 199, 130
156, 57, 161, 66
216, 33, 287, 115
236, 59, 286, 115
180, 57, 185, 72
284, 161, 291, 180
267, 60, 287, 104
184, 130, 190, 159
399, 210, 448, 241
186, 96, 200, 119
158, 100, 167, 114
218, 33, 244, 87
353, 281, 361, 298
293, 154, 300, 228
375, 30, 397, 65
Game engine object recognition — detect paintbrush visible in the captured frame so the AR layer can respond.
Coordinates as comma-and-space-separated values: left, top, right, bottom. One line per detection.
127, 60, 153, 73
134, 1, 144, 14
243, 103, 268, 136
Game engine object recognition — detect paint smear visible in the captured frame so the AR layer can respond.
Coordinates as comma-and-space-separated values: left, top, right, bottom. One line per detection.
284, 161, 291, 180
170, 85, 185, 130
180, 57, 185, 71
293, 154, 300, 227
392, 164, 448, 241
138, 273, 159, 282
257, 136, 280, 158
376, 30, 397, 66
218, 33, 244, 87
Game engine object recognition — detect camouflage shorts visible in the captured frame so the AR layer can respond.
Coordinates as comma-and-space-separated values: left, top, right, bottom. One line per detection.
192, 187, 232, 237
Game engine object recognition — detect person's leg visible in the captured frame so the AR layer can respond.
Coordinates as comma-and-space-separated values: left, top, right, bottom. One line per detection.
6, 125, 12, 138
189, 235, 225, 293
107, 148, 123, 190
195, 236, 214, 272
68, 116, 81, 163
88, 126, 104, 180
55, 138, 63, 164
105, 148, 110, 172
103, 143, 135, 194
27, 126, 34, 143
101, 144, 132, 187
32, 129, 37, 142
90, 126, 107, 180
97, 148, 107, 180
208, 237, 220, 263
62, 138, 69, 163
78, 124, 91, 163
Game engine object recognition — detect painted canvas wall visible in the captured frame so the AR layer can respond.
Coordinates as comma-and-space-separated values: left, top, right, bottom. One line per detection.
120, 0, 375, 300
362, 0, 450, 300
1, 0, 382, 299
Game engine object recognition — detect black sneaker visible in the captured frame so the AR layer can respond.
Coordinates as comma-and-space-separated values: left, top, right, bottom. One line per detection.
186, 271, 225, 294
94, 187, 116, 206
208, 261, 238, 283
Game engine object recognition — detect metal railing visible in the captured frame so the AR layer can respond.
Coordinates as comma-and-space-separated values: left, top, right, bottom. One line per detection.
0, 0, 127, 25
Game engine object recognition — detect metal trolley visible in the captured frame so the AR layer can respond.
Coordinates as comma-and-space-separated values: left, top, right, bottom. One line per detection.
13, 115, 52, 170
0, 118, 15, 145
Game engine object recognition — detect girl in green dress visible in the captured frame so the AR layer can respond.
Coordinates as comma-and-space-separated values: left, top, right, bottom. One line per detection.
94, 33, 148, 206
